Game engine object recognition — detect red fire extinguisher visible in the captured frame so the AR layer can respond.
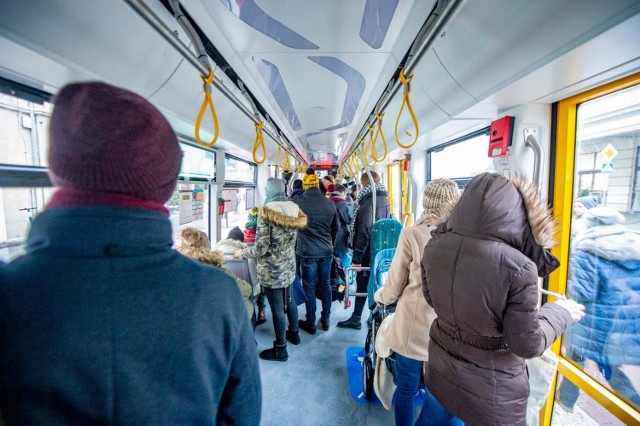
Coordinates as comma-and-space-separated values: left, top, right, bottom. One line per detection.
217, 198, 225, 215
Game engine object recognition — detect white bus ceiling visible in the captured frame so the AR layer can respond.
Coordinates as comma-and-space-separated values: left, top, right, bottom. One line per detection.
0, 0, 639, 166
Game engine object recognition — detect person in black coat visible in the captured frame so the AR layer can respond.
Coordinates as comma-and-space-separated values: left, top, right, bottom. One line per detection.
295, 170, 338, 333
329, 184, 352, 268
337, 171, 390, 330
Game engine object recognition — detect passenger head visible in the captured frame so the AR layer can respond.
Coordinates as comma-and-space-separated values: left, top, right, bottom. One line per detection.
414, 178, 460, 226
336, 184, 347, 197
360, 170, 381, 187
227, 226, 245, 242
327, 183, 336, 194
180, 227, 211, 250
293, 179, 303, 191
574, 196, 598, 218
48, 82, 182, 203
178, 227, 224, 267
448, 173, 557, 276
265, 177, 288, 203
582, 206, 625, 228
322, 175, 334, 189
246, 207, 259, 229
303, 171, 320, 190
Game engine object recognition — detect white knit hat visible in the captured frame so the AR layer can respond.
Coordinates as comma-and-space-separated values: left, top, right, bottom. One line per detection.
414, 178, 460, 226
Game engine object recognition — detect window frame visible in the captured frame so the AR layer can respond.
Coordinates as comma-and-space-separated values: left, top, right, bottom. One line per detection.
224, 154, 258, 187
542, 71, 640, 426
425, 126, 491, 184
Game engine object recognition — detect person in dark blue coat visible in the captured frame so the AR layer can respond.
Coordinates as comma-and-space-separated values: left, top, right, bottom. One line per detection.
558, 206, 640, 410
0, 82, 261, 425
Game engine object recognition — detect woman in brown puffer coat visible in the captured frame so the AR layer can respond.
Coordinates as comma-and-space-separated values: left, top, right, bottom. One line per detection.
421, 173, 584, 425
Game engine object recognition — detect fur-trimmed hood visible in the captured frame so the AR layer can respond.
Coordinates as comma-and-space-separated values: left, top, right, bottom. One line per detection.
445, 173, 558, 276
260, 201, 307, 229
177, 246, 225, 267
574, 207, 640, 264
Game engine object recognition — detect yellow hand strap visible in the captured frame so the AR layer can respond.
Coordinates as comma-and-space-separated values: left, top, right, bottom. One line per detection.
195, 68, 219, 147
395, 69, 419, 149
371, 111, 388, 162
274, 145, 283, 167
359, 138, 372, 168
282, 151, 291, 173
253, 121, 267, 164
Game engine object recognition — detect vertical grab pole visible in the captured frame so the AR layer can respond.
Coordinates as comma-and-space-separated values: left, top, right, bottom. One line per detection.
524, 128, 543, 187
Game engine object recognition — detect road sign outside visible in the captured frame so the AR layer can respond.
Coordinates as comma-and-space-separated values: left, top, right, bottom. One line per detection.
600, 143, 619, 161
601, 162, 614, 173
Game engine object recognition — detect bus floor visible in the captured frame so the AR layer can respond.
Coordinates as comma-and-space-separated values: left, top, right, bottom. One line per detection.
255, 300, 395, 426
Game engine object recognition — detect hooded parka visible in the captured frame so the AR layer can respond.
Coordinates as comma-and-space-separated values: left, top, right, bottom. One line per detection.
242, 201, 307, 288
422, 173, 573, 425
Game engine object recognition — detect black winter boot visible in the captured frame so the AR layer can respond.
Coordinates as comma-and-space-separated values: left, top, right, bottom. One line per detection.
259, 342, 288, 362
337, 315, 361, 330
286, 329, 301, 345
320, 317, 330, 331
298, 319, 317, 335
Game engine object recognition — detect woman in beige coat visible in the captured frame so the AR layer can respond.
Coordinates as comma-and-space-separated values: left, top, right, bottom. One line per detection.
374, 178, 461, 426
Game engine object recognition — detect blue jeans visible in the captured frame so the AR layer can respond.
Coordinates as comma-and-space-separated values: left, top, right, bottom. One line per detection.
300, 256, 332, 323
394, 354, 461, 426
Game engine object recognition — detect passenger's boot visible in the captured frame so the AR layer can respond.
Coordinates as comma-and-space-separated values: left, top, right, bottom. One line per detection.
256, 307, 267, 325
337, 315, 361, 330
286, 329, 301, 345
298, 319, 317, 335
320, 316, 330, 331
259, 342, 288, 362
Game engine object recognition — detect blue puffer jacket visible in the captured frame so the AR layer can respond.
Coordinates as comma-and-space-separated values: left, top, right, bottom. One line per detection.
0, 206, 261, 425
567, 214, 640, 366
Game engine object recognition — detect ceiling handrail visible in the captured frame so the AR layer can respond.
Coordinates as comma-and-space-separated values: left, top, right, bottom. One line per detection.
252, 121, 267, 164
341, 0, 465, 164
371, 111, 388, 162
394, 69, 419, 149
194, 67, 220, 147
123, 0, 306, 164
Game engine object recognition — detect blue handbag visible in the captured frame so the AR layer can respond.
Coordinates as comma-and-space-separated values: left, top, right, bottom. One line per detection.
292, 274, 307, 305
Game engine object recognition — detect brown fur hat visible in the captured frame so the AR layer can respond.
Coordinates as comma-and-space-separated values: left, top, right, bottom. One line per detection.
177, 227, 224, 267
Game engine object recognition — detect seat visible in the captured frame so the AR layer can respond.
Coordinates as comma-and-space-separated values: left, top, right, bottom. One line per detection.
223, 258, 252, 284
223, 258, 260, 299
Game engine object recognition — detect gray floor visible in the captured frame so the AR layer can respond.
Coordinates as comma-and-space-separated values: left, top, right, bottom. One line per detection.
255, 298, 395, 426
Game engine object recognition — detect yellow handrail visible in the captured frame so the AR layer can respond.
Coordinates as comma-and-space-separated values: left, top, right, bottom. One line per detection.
273, 145, 283, 168
371, 111, 388, 162
282, 151, 291, 173
195, 67, 219, 147
252, 121, 267, 164
359, 139, 373, 168
394, 69, 419, 149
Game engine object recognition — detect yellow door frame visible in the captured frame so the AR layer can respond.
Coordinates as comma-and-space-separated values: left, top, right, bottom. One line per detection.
540, 71, 640, 425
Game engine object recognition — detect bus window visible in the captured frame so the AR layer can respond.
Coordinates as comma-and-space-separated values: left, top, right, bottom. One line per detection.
427, 129, 493, 188
166, 183, 211, 248
555, 83, 640, 419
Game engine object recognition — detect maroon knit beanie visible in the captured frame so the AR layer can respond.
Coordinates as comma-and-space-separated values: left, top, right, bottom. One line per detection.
48, 82, 182, 203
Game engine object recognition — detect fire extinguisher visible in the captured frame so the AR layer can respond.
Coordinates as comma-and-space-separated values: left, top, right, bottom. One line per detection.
217, 198, 225, 215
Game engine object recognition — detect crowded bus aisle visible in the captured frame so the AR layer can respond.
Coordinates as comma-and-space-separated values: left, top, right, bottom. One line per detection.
255, 301, 394, 425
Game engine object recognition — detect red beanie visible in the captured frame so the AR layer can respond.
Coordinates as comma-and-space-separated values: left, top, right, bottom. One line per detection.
48, 82, 182, 203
